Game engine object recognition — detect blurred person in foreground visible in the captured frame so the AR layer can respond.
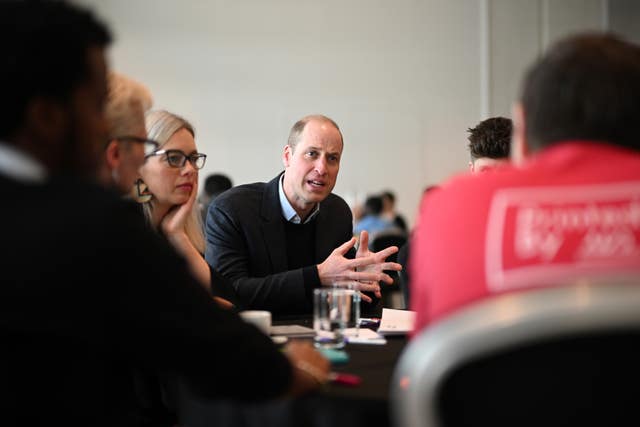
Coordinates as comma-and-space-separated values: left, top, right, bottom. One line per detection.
205, 114, 402, 318
99, 71, 157, 196
411, 33, 640, 333
0, 2, 328, 426
467, 116, 512, 173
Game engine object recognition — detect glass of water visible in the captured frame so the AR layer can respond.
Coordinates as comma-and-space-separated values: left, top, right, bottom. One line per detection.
313, 284, 361, 349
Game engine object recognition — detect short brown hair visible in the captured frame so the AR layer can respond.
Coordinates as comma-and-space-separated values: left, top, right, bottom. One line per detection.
287, 114, 343, 151
467, 117, 512, 161
520, 33, 640, 152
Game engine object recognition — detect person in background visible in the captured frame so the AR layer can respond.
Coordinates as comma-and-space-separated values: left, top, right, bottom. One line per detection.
354, 194, 394, 240
199, 172, 233, 223
411, 33, 640, 333
381, 190, 408, 232
205, 114, 402, 317
140, 109, 237, 305
99, 71, 157, 195
467, 116, 512, 173
0, 3, 328, 426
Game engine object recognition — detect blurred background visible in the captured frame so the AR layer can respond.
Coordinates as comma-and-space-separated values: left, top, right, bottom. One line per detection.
72, 0, 640, 228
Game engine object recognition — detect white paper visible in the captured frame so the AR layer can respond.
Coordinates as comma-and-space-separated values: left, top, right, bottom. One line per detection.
377, 308, 416, 335
344, 327, 378, 338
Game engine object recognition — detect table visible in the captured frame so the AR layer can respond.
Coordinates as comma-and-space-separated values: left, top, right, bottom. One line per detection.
176, 318, 408, 427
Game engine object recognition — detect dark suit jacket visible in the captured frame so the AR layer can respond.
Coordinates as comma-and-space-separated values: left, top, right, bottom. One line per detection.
204, 173, 355, 316
0, 173, 292, 426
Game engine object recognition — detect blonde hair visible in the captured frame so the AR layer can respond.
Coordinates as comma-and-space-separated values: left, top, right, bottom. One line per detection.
143, 109, 205, 254
105, 72, 153, 138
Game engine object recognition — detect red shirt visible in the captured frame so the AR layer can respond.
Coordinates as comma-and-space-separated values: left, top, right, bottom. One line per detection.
410, 141, 640, 333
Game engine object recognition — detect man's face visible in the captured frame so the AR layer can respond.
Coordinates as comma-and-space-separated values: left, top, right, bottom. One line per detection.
470, 157, 509, 174
282, 120, 343, 216
67, 46, 110, 179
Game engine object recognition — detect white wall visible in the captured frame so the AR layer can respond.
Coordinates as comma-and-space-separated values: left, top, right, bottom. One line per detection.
74, 0, 635, 228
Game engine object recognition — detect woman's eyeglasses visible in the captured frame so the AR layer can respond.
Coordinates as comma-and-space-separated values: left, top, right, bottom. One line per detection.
146, 149, 207, 170
113, 136, 160, 156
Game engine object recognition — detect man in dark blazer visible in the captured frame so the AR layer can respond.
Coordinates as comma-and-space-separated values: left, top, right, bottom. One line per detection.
205, 115, 401, 317
0, 3, 328, 426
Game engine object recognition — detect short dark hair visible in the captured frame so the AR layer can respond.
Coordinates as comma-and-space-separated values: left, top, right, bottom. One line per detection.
204, 173, 233, 197
364, 195, 384, 216
520, 32, 640, 152
467, 117, 512, 161
0, 1, 112, 139
381, 191, 395, 204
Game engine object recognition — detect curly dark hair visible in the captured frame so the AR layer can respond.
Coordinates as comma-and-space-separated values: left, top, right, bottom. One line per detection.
467, 117, 512, 161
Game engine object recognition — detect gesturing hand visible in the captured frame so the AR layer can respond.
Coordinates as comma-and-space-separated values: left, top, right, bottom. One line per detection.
317, 235, 401, 302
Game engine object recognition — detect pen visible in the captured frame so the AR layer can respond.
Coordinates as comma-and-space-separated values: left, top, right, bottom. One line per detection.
328, 372, 362, 387
347, 336, 387, 345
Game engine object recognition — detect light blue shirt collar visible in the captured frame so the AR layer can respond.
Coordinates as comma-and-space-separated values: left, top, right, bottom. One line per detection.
0, 141, 47, 183
278, 173, 320, 224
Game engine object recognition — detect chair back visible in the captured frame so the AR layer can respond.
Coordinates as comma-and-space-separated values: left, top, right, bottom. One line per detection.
370, 229, 407, 258
395, 241, 410, 309
370, 230, 407, 308
391, 278, 640, 427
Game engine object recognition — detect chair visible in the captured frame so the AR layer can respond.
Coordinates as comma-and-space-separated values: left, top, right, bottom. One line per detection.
369, 228, 407, 255
395, 241, 410, 309
370, 229, 407, 309
390, 279, 640, 427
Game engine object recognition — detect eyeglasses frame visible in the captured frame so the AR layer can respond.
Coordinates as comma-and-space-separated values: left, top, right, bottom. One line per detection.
111, 136, 160, 156
145, 149, 207, 170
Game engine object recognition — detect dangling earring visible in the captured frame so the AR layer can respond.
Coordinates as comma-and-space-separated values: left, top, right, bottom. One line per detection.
132, 178, 153, 203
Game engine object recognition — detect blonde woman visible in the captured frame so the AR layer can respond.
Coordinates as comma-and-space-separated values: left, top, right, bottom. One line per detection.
139, 109, 233, 307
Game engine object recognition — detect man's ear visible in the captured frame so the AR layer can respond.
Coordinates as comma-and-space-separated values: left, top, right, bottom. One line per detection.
511, 102, 529, 165
468, 160, 474, 173
27, 98, 68, 147
282, 144, 292, 168
104, 139, 121, 169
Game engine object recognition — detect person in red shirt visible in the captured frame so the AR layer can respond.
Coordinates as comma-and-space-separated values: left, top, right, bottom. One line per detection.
411, 32, 640, 332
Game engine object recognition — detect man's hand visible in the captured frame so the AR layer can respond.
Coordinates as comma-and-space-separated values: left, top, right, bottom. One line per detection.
213, 296, 234, 310
316, 236, 402, 302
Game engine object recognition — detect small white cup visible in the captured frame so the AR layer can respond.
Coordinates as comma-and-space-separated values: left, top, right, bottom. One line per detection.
239, 310, 272, 335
